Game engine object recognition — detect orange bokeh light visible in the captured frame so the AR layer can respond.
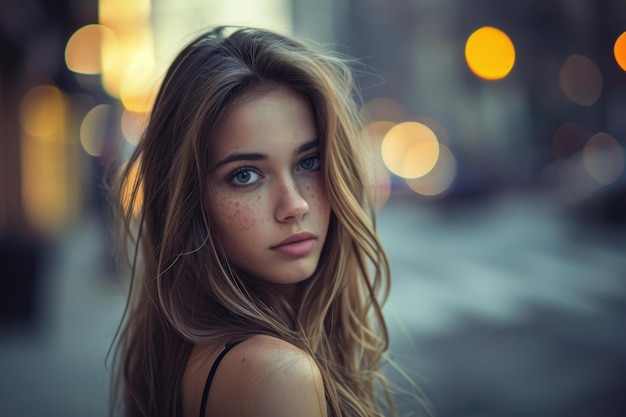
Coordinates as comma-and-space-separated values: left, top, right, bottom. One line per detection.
65, 24, 116, 74
614, 32, 626, 72
465, 26, 516, 80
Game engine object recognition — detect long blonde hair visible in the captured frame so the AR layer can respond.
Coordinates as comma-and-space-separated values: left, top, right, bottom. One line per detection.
111, 26, 396, 417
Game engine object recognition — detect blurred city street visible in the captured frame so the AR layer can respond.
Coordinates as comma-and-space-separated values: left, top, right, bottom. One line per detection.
2, 1, 626, 417
380, 191, 626, 417
1, 190, 625, 417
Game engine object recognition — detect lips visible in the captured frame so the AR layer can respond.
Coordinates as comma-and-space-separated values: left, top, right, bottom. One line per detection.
271, 231, 317, 257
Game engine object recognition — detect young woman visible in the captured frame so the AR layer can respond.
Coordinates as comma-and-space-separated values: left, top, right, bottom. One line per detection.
111, 26, 408, 417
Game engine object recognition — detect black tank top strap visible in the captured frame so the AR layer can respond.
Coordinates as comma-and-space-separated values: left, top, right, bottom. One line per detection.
198, 340, 244, 417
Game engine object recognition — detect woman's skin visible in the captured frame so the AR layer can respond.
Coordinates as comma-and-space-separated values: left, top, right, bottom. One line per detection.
182, 86, 331, 417
207, 85, 331, 292
183, 334, 327, 417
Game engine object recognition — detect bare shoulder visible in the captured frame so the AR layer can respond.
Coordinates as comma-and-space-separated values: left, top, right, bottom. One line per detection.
227, 335, 327, 417
185, 335, 327, 417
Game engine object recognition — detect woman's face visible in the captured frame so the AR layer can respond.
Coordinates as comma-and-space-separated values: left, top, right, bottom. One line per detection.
207, 86, 331, 287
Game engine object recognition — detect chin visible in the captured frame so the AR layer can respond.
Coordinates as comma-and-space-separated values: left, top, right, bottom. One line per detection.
274, 264, 318, 285
274, 273, 313, 286
242, 258, 320, 286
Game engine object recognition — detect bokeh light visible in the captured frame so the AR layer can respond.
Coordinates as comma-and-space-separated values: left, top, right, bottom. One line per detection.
413, 116, 449, 145
405, 144, 457, 196
80, 104, 112, 156
19, 85, 71, 235
559, 55, 603, 106
65, 24, 116, 74
582, 133, 624, 185
121, 110, 147, 145
361, 121, 395, 209
99, 0, 151, 25
361, 97, 408, 123
465, 26, 516, 80
19, 85, 66, 138
119, 54, 158, 113
98, 0, 154, 99
614, 31, 626, 72
381, 122, 440, 179
101, 28, 155, 99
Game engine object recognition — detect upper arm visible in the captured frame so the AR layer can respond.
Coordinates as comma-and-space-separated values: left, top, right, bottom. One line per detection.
221, 336, 327, 417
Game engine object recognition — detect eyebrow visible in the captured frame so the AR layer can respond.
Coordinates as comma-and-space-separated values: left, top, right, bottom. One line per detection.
213, 139, 319, 169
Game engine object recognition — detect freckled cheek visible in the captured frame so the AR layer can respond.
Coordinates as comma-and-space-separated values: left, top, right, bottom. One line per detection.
217, 199, 257, 235
306, 180, 331, 220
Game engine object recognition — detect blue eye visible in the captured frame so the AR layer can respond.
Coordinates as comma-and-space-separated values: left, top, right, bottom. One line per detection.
228, 167, 261, 186
298, 155, 321, 171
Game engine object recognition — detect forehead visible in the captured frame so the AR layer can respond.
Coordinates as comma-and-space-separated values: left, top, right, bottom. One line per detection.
211, 86, 317, 157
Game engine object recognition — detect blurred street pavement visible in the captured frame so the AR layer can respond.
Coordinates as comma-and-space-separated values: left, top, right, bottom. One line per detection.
1, 190, 625, 417
380, 191, 626, 417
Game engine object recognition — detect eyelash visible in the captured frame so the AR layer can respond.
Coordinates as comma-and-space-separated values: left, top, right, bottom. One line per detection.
297, 154, 321, 171
226, 153, 321, 188
227, 166, 261, 187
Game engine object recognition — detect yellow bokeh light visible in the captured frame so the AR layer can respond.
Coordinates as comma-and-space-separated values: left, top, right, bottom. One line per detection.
98, 0, 154, 99
381, 122, 440, 179
559, 55, 603, 106
99, 0, 151, 27
582, 133, 624, 185
614, 32, 626, 72
405, 144, 457, 196
121, 109, 147, 145
119, 54, 158, 113
19, 85, 66, 139
465, 26, 516, 80
99, 28, 121, 97
101, 29, 155, 99
19, 86, 71, 235
21, 134, 68, 234
65, 24, 116, 74
80, 104, 112, 156
413, 116, 449, 145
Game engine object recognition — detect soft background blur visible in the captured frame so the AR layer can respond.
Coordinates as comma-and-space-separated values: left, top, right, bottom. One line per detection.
1, 1, 625, 416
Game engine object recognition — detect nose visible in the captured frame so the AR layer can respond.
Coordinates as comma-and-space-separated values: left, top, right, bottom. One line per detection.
274, 176, 309, 222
